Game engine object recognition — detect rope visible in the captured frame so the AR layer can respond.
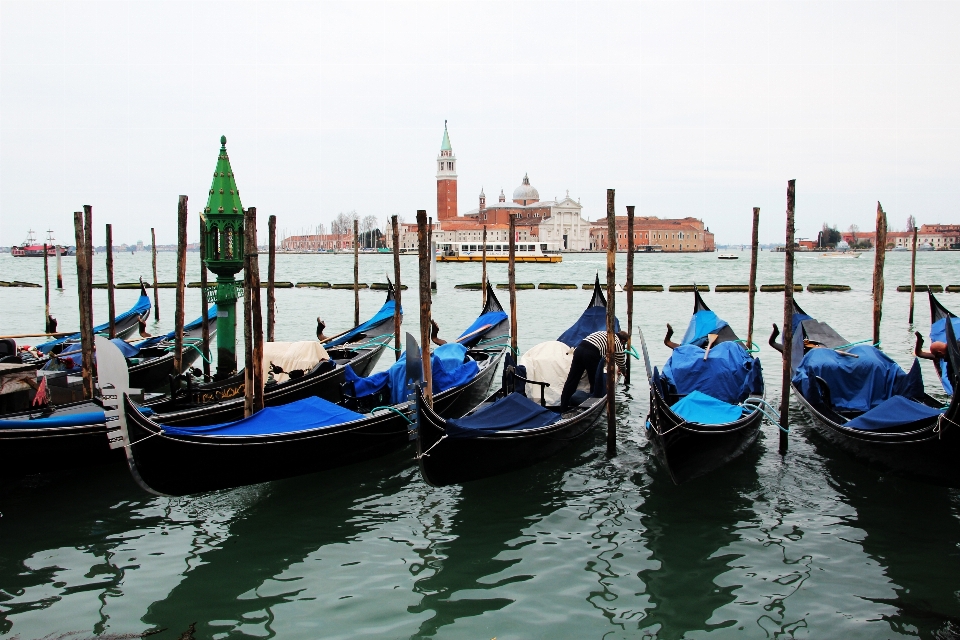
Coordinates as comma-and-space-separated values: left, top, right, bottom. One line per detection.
476, 334, 510, 345
936, 412, 960, 438
832, 338, 880, 351
417, 434, 447, 459
370, 405, 414, 424
741, 397, 785, 430
734, 340, 761, 354
125, 430, 162, 448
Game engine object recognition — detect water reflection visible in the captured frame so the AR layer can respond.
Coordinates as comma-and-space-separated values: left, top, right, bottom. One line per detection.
823, 448, 960, 638
635, 445, 761, 637
407, 433, 602, 638
139, 450, 416, 637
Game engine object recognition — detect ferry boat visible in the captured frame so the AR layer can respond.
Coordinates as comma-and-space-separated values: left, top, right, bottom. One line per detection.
436, 241, 562, 263
11, 230, 59, 257
717, 253, 739, 260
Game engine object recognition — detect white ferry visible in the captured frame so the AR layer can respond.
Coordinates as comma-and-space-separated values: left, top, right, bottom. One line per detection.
437, 241, 563, 263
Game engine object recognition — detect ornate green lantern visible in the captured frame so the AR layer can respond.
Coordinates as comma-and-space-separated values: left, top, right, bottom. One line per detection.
202, 135, 245, 378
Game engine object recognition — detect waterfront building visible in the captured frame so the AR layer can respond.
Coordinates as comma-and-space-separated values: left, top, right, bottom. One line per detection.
589, 216, 715, 252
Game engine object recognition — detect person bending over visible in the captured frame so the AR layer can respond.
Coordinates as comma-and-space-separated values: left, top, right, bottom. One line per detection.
559, 330, 629, 410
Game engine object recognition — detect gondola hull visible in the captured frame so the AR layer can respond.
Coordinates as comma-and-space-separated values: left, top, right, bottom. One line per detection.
128, 315, 219, 390
794, 383, 960, 486
122, 395, 414, 496
416, 389, 606, 487
646, 387, 763, 485
0, 400, 122, 477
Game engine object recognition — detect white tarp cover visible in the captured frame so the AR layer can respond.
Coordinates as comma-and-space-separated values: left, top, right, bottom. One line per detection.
519, 340, 589, 406
264, 341, 329, 383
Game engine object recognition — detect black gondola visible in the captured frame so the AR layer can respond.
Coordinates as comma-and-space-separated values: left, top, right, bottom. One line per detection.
139, 285, 402, 425
783, 300, 960, 485
643, 290, 765, 485
0, 307, 219, 477
127, 306, 219, 390
33, 282, 152, 356
414, 276, 615, 486
102, 289, 510, 496
927, 291, 959, 397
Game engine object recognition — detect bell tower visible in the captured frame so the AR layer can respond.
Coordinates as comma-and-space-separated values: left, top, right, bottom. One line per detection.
436, 121, 457, 220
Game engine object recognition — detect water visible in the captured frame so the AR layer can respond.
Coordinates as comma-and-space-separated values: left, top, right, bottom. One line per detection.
1, 250, 959, 639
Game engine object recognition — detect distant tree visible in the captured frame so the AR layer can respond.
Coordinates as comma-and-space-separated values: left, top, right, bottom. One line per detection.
906, 215, 916, 231
849, 223, 860, 245
820, 222, 841, 246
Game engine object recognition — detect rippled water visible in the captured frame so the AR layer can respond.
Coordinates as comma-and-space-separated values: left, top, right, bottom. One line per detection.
1, 249, 959, 639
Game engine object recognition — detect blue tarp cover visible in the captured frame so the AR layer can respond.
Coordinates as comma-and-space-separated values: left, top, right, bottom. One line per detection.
792, 311, 813, 334
325, 300, 399, 347
344, 343, 479, 405
557, 307, 621, 348
38, 293, 151, 353
43, 338, 142, 373
843, 395, 943, 431
669, 390, 745, 425
457, 311, 508, 343
681, 310, 730, 347
931, 316, 960, 395
160, 396, 364, 437
792, 345, 923, 413
661, 342, 762, 405
0, 405, 154, 429
445, 392, 561, 438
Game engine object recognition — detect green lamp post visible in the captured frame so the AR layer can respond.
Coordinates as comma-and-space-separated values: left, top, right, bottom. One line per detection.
202, 135, 245, 378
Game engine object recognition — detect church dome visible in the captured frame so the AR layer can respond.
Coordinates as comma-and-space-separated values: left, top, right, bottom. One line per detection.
512, 173, 539, 203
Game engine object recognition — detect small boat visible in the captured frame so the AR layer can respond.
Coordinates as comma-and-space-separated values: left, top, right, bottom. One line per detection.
643, 290, 765, 484
140, 285, 401, 425
782, 300, 960, 485
918, 243, 935, 252
10, 230, 60, 257
717, 253, 739, 260
414, 275, 615, 486
819, 251, 862, 258
928, 292, 959, 397
102, 289, 509, 496
33, 282, 152, 355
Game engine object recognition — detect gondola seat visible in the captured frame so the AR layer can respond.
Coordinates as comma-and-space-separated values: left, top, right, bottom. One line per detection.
668, 390, 745, 425
844, 395, 943, 432
444, 393, 561, 437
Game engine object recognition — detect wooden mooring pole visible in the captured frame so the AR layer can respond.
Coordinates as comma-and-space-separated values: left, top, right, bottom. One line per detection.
605, 189, 617, 456
779, 181, 796, 457
391, 214, 402, 361
747, 207, 760, 349
416, 210, 433, 406
244, 207, 265, 415
429, 217, 437, 291
481, 225, 488, 306
105, 224, 116, 338
909, 224, 918, 324
199, 215, 211, 378
508, 214, 518, 357
625, 205, 635, 387
42, 243, 54, 333
74, 209, 94, 399
173, 197, 188, 377
151, 227, 159, 321
267, 214, 277, 342
55, 244, 63, 290
354, 218, 360, 328
873, 202, 887, 347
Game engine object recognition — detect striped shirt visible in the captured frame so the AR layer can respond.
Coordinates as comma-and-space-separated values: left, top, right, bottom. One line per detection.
583, 331, 626, 369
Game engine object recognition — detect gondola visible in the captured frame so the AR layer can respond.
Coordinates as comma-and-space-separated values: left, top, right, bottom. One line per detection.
928, 291, 959, 397
0, 307, 219, 477
101, 288, 510, 496
643, 290, 765, 485
42, 306, 219, 391
34, 281, 152, 355
139, 285, 401, 426
414, 276, 615, 486
783, 300, 960, 485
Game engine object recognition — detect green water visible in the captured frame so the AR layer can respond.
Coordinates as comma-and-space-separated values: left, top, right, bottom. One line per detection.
1, 250, 959, 639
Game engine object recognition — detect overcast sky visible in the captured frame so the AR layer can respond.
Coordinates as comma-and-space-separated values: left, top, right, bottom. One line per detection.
2, 1, 958, 247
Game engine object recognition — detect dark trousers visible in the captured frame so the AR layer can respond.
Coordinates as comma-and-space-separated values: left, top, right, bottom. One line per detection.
560, 342, 602, 409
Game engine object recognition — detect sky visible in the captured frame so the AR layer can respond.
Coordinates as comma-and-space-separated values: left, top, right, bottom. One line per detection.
1, 0, 958, 247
